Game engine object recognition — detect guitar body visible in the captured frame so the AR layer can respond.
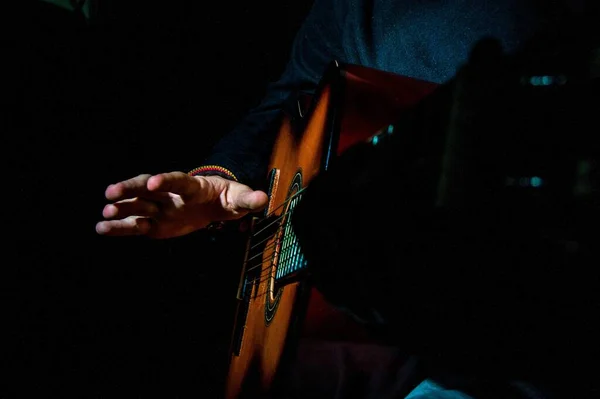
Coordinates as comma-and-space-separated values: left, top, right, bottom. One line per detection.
224, 62, 438, 399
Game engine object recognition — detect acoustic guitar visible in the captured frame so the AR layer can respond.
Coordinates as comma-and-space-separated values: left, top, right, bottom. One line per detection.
224, 61, 439, 399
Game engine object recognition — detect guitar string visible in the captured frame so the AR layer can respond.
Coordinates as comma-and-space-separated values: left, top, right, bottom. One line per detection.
242, 187, 308, 273
227, 185, 311, 299
243, 215, 306, 274
238, 268, 306, 302
242, 276, 304, 299
240, 233, 309, 290
251, 186, 308, 230
239, 191, 304, 271
244, 214, 306, 273
228, 217, 307, 297
239, 257, 316, 303
243, 243, 303, 285
239, 286, 294, 303
245, 233, 297, 282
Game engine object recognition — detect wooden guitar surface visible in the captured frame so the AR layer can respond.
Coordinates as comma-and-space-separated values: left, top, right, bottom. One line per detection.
224, 62, 438, 399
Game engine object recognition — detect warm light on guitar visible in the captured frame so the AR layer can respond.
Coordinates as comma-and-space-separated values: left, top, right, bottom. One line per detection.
223, 61, 438, 399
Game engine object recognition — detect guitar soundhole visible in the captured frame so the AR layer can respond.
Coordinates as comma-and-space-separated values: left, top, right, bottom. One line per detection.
265, 171, 304, 324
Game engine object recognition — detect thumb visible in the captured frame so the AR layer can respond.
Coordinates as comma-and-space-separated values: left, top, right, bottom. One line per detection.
235, 189, 269, 212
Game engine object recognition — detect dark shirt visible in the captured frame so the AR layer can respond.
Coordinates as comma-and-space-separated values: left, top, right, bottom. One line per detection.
202, 0, 555, 189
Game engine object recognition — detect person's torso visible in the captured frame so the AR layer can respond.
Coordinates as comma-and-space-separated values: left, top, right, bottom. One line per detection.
337, 0, 547, 83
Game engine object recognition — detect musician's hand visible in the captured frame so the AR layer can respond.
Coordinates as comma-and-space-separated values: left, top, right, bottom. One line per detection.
95, 172, 268, 239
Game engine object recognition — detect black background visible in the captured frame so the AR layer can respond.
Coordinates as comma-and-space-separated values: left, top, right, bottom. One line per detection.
3, 1, 312, 397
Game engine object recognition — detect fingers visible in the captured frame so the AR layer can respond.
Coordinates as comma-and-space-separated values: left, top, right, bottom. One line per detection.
102, 198, 160, 220
105, 172, 196, 202
146, 172, 202, 198
96, 198, 159, 237
95, 216, 152, 236
105, 174, 153, 201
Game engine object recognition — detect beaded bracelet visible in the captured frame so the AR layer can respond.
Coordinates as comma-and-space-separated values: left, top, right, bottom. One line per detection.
188, 165, 238, 181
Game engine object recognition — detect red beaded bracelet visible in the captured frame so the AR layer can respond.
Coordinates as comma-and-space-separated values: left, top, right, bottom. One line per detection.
188, 165, 238, 181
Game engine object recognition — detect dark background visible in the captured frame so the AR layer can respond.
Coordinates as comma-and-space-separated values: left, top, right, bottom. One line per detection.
4, 1, 312, 397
